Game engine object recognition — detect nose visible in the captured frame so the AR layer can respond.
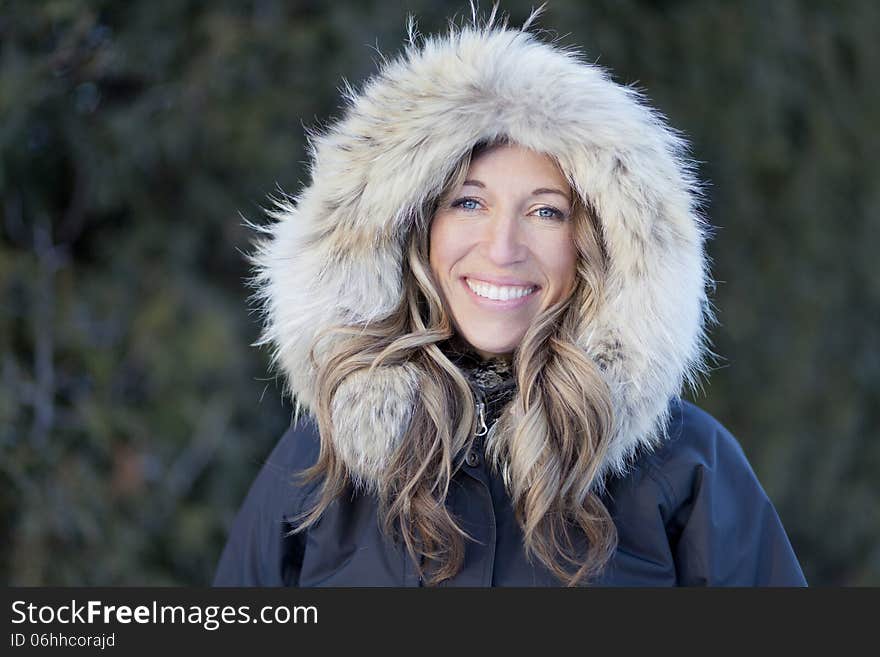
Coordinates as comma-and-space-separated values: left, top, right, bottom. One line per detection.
483, 211, 528, 266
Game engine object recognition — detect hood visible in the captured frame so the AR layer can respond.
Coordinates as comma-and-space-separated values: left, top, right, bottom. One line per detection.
248, 9, 716, 491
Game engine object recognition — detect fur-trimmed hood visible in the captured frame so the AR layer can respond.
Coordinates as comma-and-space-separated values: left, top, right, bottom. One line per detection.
249, 8, 716, 492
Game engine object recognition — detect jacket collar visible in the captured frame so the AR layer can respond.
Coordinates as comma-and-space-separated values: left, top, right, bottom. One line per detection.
447, 342, 517, 428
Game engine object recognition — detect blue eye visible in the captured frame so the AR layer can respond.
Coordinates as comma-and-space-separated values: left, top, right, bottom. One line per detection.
534, 206, 565, 220
451, 197, 482, 211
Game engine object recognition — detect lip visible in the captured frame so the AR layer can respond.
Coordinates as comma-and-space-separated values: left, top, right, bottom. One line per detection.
460, 276, 541, 309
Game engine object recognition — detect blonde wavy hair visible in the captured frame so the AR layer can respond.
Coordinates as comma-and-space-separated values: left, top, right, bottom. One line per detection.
292, 139, 617, 586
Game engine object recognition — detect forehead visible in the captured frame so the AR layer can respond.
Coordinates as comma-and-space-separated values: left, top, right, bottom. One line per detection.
465, 143, 569, 188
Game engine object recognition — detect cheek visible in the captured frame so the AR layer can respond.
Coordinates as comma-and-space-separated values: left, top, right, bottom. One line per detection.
428, 215, 465, 279
542, 232, 578, 298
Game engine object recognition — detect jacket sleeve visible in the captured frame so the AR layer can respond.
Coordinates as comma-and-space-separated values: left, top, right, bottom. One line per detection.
212, 419, 321, 586
649, 402, 808, 586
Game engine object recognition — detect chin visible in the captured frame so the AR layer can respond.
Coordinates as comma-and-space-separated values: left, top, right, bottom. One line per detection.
461, 332, 522, 358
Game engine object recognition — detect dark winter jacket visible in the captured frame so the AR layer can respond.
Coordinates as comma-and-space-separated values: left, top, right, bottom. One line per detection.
213, 395, 806, 586
215, 11, 807, 586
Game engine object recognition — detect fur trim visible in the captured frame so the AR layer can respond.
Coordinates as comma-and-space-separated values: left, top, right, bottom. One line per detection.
249, 8, 716, 491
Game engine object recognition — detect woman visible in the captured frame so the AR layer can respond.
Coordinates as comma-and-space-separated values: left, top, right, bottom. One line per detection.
214, 8, 807, 586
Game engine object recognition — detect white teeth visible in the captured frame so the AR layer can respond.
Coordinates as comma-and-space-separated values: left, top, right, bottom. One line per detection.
466, 278, 535, 301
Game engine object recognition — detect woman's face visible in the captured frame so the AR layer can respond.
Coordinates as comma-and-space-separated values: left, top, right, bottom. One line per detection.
429, 143, 578, 360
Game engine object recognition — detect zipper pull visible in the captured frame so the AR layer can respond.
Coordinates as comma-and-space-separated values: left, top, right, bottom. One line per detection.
475, 401, 488, 437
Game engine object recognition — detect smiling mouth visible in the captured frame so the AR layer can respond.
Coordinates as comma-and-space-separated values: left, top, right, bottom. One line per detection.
463, 277, 539, 302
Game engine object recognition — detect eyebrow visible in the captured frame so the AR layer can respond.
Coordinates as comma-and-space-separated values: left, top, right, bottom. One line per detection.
462, 179, 571, 201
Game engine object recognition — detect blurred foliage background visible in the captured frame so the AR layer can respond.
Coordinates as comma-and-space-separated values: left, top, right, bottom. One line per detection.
1, 0, 877, 586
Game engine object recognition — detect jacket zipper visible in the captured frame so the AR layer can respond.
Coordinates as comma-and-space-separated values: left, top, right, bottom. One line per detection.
473, 397, 500, 453
475, 400, 489, 437
474, 393, 508, 488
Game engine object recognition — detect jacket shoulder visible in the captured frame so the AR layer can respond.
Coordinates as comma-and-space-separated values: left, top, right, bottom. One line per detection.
644, 398, 757, 495
232, 414, 323, 512
633, 398, 807, 586
212, 415, 322, 586
264, 415, 323, 483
